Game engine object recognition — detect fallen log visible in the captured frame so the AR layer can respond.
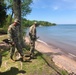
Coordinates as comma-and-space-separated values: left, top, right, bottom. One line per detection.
0, 42, 10, 51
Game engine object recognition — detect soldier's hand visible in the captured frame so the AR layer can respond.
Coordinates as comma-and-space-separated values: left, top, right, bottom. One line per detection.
11, 42, 15, 46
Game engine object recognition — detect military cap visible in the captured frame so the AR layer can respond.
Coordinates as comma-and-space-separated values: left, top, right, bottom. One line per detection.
14, 19, 20, 24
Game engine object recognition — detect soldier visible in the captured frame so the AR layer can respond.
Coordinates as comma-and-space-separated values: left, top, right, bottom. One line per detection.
29, 22, 38, 58
7, 19, 24, 61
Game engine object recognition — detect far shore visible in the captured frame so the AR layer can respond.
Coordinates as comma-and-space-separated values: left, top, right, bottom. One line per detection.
25, 36, 76, 74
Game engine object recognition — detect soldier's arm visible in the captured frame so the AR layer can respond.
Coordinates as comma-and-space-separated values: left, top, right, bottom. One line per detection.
29, 26, 33, 36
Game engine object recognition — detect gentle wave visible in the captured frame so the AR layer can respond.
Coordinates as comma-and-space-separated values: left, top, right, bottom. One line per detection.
37, 39, 49, 46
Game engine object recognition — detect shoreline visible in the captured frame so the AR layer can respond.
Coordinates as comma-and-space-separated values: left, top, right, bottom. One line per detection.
38, 39, 76, 60
25, 36, 76, 73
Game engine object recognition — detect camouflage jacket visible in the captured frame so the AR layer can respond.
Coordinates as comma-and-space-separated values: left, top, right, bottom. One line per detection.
7, 23, 19, 42
29, 24, 37, 40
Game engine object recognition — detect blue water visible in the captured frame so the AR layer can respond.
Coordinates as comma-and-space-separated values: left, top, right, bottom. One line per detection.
26, 24, 76, 56
37, 24, 76, 46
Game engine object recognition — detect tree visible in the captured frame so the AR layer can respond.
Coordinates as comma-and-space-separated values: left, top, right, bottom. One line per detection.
13, 0, 24, 47
6, 0, 32, 23
12, 0, 33, 47
13, 0, 21, 20
21, 0, 32, 17
0, 0, 7, 27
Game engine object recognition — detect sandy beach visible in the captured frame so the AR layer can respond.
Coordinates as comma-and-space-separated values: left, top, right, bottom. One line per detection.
25, 37, 76, 74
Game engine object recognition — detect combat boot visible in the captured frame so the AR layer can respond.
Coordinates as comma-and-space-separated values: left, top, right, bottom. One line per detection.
22, 55, 30, 62
10, 56, 14, 60
30, 53, 36, 59
10, 56, 15, 62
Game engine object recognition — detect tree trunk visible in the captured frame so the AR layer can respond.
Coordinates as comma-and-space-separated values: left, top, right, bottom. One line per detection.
9, 8, 13, 25
13, 0, 25, 47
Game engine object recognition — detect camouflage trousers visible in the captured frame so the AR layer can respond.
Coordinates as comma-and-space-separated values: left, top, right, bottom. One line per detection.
10, 38, 24, 59
30, 40, 35, 56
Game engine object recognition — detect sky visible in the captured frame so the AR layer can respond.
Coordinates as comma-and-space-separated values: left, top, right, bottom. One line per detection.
26, 0, 76, 24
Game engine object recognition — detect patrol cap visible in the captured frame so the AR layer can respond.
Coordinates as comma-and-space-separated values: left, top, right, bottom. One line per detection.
34, 22, 37, 24
14, 19, 20, 24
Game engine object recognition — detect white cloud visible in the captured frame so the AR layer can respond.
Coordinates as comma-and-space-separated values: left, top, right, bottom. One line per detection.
32, 0, 76, 10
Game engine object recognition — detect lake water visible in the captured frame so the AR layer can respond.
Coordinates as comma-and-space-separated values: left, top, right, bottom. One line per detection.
26, 24, 76, 57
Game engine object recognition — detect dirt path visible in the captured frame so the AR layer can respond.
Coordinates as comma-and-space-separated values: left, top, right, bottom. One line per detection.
25, 37, 76, 74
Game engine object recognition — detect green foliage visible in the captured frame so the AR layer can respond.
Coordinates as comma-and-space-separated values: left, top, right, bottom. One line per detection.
2, 0, 32, 28
22, 18, 56, 27
0, 0, 7, 27
22, 19, 34, 27
5, 0, 33, 17
21, 0, 33, 17
0, 15, 13, 34
37, 20, 56, 26
61, 70, 68, 75
1, 15, 56, 34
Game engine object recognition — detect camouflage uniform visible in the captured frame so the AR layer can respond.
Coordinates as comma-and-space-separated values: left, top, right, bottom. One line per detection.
29, 23, 37, 57
7, 20, 24, 60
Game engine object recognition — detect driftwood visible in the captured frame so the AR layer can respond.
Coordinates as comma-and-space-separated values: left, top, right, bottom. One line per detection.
0, 42, 10, 51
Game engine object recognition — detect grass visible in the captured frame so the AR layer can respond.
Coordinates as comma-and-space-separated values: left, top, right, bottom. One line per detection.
0, 28, 7, 35
0, 35, 69, 75
0, 35, 8, 42
0, 51, 58, 75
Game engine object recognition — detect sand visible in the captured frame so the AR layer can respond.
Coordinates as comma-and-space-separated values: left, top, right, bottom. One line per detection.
25, 37, 76, 74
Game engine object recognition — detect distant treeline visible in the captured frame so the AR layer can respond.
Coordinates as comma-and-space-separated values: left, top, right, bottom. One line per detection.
22, 18, 56, 27
1, 15, 56, 28
0, 15, 56, 34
